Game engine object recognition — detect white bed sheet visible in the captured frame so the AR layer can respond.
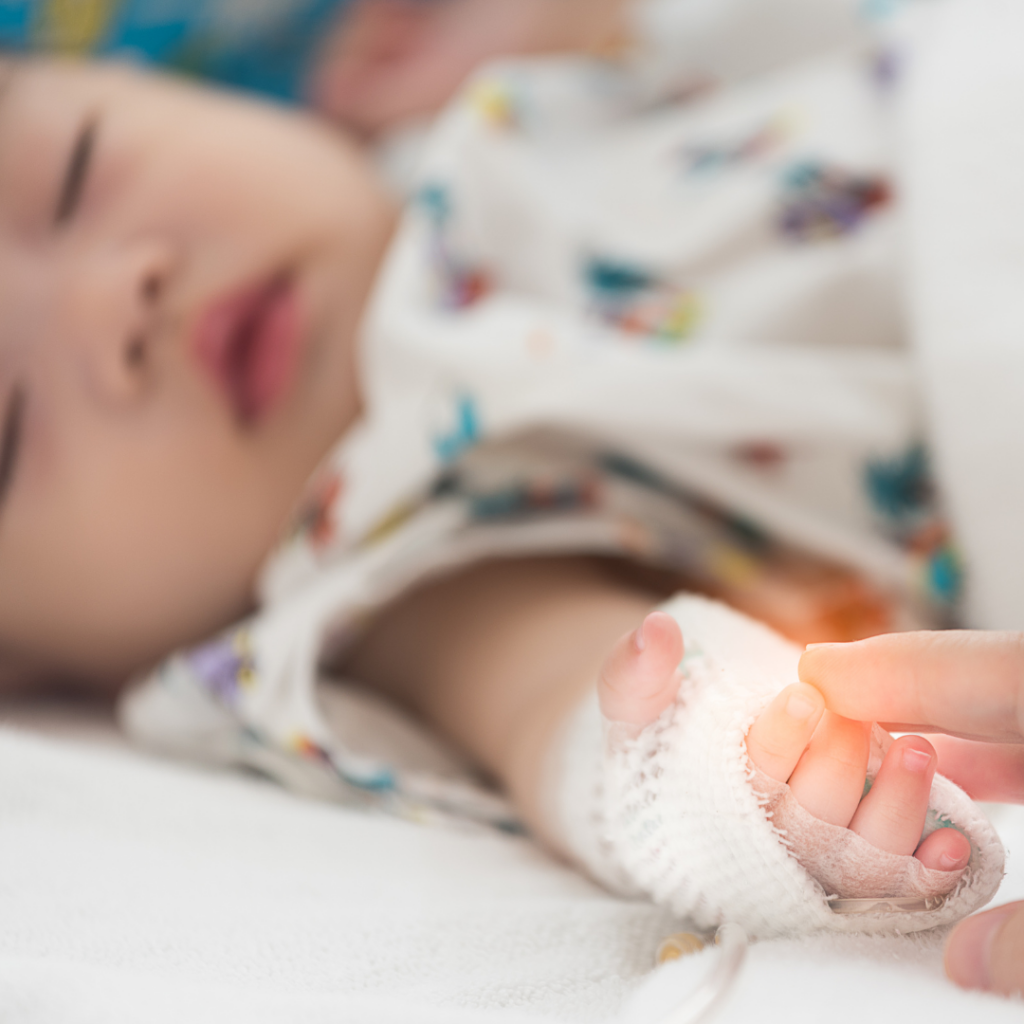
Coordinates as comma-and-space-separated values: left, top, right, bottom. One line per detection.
0, 698, 1022, 1024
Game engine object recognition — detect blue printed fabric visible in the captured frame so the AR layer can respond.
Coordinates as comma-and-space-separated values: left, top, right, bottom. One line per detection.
0, 0, 353, 101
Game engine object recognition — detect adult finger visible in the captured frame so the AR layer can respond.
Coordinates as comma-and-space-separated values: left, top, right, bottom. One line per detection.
799, 631, 1024, 743
925, 735, 1024, 804
946, 902, 1024, 996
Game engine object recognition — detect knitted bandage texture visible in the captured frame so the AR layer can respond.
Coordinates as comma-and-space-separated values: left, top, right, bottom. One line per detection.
549, 595, 1005, 938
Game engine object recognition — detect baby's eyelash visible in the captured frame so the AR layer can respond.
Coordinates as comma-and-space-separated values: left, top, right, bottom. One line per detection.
0, 386, 25, 509
55, 118, 98, 227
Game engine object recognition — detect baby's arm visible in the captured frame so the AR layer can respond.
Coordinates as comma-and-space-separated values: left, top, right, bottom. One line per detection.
344, 556, 995, 934
307, 0, 631, 135
344, 556, 651, 826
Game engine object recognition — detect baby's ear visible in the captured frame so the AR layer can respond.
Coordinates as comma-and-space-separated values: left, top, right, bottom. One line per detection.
305, 0, 456, 135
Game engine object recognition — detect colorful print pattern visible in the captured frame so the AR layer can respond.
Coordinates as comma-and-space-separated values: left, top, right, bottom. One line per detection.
468, 79, 522, 130
440, 471, 602, 522
186, 630, 257, 709
779, 161, 892, 242
417, 184, 493, 311
680, 114, 791, 176
290, 468, 343, 552
865, 445, 962, 608
433, 394, 482, 464
35, 0, 113, 51
585, 257, 701, 343
0, 0, 353, 100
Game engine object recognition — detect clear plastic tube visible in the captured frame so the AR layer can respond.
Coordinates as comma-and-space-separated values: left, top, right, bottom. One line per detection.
658, 923, 748, 1024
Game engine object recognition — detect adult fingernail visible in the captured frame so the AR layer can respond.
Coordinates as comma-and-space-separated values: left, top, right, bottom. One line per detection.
785, 690, 818, 721
946, 905, 1017, 991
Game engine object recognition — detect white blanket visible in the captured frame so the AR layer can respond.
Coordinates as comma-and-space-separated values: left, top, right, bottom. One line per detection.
0, 712, 1022, 1024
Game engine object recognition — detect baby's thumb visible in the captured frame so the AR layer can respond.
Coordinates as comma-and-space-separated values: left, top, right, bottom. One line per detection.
597, 611, 682, 729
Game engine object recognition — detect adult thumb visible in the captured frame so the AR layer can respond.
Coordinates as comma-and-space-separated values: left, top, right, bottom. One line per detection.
945, 901, 1024, 996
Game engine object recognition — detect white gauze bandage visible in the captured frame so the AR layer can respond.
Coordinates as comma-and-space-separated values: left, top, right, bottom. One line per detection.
545, 595, 1005, 938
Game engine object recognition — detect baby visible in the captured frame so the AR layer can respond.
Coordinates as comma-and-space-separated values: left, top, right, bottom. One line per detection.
0, 0, 1006, 942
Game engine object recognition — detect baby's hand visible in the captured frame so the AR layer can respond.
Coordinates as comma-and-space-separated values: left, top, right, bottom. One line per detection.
307, 0, 630, 135
597, 611, 972, 874
746, 684, 971, 871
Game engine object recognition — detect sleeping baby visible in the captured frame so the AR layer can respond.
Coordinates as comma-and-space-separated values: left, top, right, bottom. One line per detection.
0, 0, 1006, 941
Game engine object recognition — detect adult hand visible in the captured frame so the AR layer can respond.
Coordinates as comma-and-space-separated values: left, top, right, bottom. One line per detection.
799, 630, 1024, 997
800, 631, 1024, 799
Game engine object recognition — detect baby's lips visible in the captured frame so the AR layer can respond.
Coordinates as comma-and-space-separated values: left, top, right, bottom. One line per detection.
192, 273, 305, 425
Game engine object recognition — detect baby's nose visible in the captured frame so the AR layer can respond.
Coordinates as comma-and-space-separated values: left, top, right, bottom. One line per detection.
64, 238, 175, 403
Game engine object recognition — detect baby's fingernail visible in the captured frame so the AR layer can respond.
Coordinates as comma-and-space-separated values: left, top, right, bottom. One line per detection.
633, 621, 647, 653
785, 691, 818, 721
939, 849, 970, 871
902, 746, 933, 773
946, 905, 1018, 991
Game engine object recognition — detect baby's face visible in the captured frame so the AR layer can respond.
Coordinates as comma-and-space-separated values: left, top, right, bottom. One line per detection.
0, 59, 395, 687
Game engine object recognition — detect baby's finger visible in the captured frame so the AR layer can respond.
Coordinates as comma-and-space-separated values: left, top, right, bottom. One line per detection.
915, 826, 972, 873
849, 735, 937, 856
745, 683, 826, 783
786, 712, 870, 826
597, 611, 683, 727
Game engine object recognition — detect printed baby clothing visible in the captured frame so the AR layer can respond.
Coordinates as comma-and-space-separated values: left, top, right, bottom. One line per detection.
0, 0, 353, 101
120, 0, 1004, 935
